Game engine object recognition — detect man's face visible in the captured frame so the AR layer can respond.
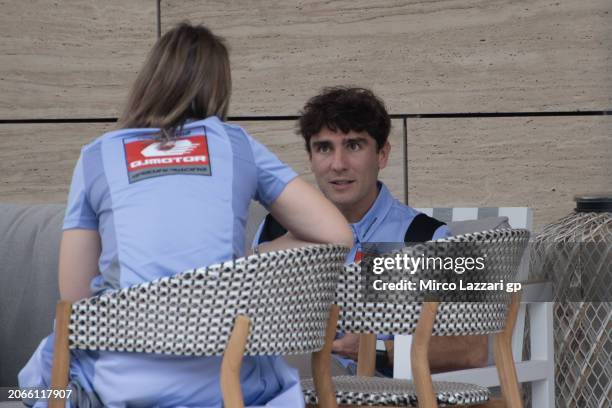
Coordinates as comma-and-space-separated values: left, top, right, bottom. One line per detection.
308, 127, 390, 221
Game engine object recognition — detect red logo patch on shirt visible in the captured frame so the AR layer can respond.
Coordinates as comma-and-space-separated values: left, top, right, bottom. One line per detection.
124, 135, 211, 183
354, 250, 377, 263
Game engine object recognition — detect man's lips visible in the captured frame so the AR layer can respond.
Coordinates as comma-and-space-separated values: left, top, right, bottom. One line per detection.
329, 179, 355, 190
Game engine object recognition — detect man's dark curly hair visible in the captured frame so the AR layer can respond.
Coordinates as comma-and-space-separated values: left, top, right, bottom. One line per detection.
298, 86, 391, 153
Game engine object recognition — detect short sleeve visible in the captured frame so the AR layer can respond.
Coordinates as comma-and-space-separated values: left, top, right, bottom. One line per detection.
377, 333, 394, 341
432, 224, 452, 240
248, 136, 298, 208
63, 152, 98, 230
251, 219, 266, 249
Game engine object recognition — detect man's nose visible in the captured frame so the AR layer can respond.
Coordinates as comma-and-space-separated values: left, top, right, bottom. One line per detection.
330, 149, 348, 172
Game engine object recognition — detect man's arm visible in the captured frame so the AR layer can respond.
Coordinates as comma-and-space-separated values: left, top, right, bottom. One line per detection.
384, 335, 488, 373
332, 333, 360, 361
428, 335, 489, 373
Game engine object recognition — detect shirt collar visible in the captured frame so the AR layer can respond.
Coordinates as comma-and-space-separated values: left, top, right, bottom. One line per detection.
351, 181, 394, 243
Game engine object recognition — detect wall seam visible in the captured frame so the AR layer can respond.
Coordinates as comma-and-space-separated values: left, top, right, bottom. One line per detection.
156, 0, 161, 38
403, 117, 408, 205
1, 110, 610, 124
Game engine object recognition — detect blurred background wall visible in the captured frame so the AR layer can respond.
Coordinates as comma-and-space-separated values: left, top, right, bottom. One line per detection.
1, 0, 610, 231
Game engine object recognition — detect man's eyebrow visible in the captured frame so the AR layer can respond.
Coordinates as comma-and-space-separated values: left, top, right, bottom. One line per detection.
343, 137, 369, 144
311, 140, 332, 146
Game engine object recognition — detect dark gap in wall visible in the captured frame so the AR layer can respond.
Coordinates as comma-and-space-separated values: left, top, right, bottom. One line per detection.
402, 117, 408, 205
0, 118, 118, 124
1, 110, 609, 124
410, 110, 610, 118
156, 0, 161, 39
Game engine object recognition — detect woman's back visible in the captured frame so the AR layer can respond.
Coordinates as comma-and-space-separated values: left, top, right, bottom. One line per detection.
20, 117, 306, 407
68, 116, 296, 293
18, 22, 352, 407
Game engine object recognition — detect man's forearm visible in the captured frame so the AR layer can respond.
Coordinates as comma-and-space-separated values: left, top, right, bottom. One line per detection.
385, 335, 488, 373
428, 335, 488, 373
332, 333, 360, 361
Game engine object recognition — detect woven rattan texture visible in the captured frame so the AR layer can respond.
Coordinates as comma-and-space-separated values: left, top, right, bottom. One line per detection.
302, 376, 490, 406
337, 229, 530, 336
531, 211, 611, 408
68, 245, 348, 356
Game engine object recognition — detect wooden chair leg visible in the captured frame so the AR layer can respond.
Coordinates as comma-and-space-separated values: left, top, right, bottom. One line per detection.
472, 398, 506, 408
411, 301, 440, 408
356, 333, 377, 377
494, 292, 523, 408
311, 304, 340, 408
49, 301, 72, 408
221, 315, 251, 408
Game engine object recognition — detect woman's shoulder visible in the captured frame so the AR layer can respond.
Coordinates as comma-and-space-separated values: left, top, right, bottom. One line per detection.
84, 127, 155, 148
82, 117, 256, 152
181, 116, 251, 139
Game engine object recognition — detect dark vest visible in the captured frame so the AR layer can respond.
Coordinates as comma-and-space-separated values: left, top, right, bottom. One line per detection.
257, 213, 446, 244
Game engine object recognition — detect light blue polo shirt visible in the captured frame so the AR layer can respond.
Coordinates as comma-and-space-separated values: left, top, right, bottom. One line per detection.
344, 182, 450, 263
19, 117, 304, 407
253, 182, 451, 370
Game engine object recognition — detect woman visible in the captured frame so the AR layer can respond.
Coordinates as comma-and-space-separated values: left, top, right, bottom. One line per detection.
19, 22, 352, 407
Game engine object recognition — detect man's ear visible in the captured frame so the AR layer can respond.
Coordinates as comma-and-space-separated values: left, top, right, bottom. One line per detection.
378, 141, 391, 169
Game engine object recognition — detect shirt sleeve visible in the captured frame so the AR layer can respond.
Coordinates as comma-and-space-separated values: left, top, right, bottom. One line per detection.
377, 333, 394, 341
63, 151, 98, 230
251, 219, 266, 249
432, 224, 452, 240
248, 136, 298, 208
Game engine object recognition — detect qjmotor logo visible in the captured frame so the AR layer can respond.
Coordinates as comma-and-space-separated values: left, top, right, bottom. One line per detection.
124, 135, 211, 182
140, 139, 199, 158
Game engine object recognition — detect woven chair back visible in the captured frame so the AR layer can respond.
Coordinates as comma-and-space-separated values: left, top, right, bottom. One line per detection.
68, 244, 348, 356
336, 229, 530, 336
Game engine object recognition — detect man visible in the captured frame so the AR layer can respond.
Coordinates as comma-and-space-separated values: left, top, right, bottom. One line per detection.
253, 86, 488, 375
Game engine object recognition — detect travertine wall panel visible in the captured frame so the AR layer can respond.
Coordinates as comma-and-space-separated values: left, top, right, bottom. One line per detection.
406, 116, 612, 231
236, 120, 405, 200
0, 124, 112, 203
0, 120, 404, 204
0, 0, 157, 120
161, 0, 611, 116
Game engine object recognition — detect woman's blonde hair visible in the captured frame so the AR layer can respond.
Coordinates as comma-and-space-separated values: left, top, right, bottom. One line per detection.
118, 22, 231, 139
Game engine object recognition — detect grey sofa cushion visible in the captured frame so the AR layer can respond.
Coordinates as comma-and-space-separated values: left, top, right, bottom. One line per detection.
0, 400, 26, 407
0, 204, 64, 388
0, 202, 269, 388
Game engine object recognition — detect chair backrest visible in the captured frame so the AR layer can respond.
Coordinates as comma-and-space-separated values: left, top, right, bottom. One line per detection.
68, 244, 348, 356
335, 229, 530, 336
415, 206, 533, 231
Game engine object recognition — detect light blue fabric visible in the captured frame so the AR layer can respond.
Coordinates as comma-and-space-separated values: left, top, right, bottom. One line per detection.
332, 183, 450, 366
19, 116, 302, 407
253, 182, 451, 369
342, 182, 450, 264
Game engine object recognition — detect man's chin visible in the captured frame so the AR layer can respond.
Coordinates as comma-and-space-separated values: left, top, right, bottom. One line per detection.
329, 197, 358, 212
319, 186, 357, 206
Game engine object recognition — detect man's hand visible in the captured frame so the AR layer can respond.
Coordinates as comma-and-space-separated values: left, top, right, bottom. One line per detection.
332, 333, 360, 361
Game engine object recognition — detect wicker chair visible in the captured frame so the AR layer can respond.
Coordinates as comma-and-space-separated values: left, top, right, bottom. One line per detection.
302, 229, 530, 407
48, 244, 348, 408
